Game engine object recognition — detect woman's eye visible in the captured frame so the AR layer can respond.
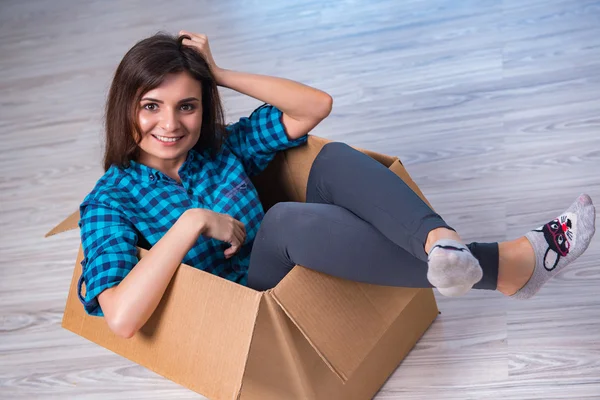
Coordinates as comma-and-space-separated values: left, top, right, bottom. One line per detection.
142, 103, 194, 111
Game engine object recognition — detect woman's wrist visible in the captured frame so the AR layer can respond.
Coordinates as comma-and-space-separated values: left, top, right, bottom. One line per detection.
181, 208, 208, 237
213, 67, 227, 87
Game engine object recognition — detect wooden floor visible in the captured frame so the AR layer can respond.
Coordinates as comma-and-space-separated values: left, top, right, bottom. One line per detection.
1, 0, 599, 398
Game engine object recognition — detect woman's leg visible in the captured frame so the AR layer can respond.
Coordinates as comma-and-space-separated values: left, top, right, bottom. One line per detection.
298, 142, 595, 299
304, 142, 492, 295
247, 201, 498, 291
306, 142, 452, 262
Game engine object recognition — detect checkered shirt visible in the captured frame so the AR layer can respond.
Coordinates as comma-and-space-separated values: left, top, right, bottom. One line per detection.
78, 104, 308, 316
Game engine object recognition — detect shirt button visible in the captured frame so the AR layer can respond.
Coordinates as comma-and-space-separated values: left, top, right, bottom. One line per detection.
149, 174, 155, 181
187, 189, 192, 194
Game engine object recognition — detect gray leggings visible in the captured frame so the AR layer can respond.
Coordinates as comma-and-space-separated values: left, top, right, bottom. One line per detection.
247, 142, 499, 292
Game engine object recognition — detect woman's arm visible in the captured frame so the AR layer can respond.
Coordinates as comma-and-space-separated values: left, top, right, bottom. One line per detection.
179, 31, 333, 140
99, 209, 206, 338
215, 69, 333, 139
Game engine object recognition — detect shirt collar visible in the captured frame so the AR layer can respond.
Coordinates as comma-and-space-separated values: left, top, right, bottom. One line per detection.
124, 149, 200, 183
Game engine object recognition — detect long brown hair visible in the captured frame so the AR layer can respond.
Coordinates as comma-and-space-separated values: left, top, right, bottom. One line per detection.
103, 32, 227, 172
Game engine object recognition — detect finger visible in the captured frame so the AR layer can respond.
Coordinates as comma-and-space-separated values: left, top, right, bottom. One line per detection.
232, 228, 244, 248
233, 223, 243, 240
225, 244, 239, 258
238, 226, 246, 244
238, 223, 246, 242
223, 230, 241, 254
224, 239, 237, 254
180, 31, 206, 42
181, 39, 207, 55
179, 32, 198, 43
181, 38, 200, 48
235, 219, 245, 232
181, 38, 208, 55
236, 222, 246, 240
179, 30, 199, 38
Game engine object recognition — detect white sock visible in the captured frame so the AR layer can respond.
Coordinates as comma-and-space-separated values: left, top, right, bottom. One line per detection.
427, 240, 483, 297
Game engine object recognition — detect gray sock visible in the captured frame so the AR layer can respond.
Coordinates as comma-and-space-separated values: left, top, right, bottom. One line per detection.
427, 240, 483, 297
511, 194, 596, 300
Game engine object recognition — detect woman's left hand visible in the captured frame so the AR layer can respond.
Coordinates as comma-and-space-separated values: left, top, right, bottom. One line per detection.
179, 31, 222, 78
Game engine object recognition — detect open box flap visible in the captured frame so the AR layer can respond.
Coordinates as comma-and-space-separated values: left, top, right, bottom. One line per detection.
270, 266, 420, 383
238, 292, 329, 400
45, 209, 80, 237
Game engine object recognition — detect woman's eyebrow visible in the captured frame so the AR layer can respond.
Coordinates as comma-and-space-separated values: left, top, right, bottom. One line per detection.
140, 97, 200, 103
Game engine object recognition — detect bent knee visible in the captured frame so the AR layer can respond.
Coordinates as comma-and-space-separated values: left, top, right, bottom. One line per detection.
318, 141, 351, 159
261, 202, 304, 232
312, 142, 356, 174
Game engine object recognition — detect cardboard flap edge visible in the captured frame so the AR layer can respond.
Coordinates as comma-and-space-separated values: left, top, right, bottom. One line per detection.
45, 209, 80, 237
234, 290, 266, 400
268, 289, 349, 383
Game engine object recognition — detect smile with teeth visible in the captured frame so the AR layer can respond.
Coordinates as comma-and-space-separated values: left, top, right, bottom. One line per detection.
152, 134, 183, 143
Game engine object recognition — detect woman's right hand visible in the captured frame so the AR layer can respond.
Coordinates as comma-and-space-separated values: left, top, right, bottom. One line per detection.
186, 208, 246, 258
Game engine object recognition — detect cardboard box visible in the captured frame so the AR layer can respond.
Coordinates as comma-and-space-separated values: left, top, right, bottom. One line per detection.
45, 135, 439, 400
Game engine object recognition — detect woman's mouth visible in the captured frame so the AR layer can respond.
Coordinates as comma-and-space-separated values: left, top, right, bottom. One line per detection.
152, 134, 184, 145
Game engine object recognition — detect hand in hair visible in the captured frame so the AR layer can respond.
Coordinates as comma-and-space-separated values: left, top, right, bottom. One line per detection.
179, 31, 220, 76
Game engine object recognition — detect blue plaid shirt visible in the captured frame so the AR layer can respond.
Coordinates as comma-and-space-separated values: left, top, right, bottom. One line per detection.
78, 104, 308, 316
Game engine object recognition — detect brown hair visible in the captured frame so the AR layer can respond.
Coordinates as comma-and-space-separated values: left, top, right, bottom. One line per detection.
103, 32, 227, 172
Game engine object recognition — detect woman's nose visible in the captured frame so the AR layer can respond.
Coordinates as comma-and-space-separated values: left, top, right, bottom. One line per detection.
160, 109, 181, 132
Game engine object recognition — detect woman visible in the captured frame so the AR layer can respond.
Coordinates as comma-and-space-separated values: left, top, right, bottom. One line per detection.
78, 31, 596, 339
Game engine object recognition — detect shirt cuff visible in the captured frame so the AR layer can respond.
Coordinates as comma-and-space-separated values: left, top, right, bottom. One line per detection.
253, 104, 308, 152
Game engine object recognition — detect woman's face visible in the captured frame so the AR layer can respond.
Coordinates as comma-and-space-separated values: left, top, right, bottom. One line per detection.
136, 71, 203, 170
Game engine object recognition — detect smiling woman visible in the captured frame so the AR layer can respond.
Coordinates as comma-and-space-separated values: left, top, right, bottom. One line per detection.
103, 33, 227, 175
78, 32, 314, 337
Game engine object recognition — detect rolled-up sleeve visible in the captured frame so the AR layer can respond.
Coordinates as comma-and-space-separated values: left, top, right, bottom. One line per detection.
225, 104, 308, 177
78, 200, 139, 317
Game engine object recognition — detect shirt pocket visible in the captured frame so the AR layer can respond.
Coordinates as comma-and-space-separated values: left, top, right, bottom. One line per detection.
223, 175, 251, 201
